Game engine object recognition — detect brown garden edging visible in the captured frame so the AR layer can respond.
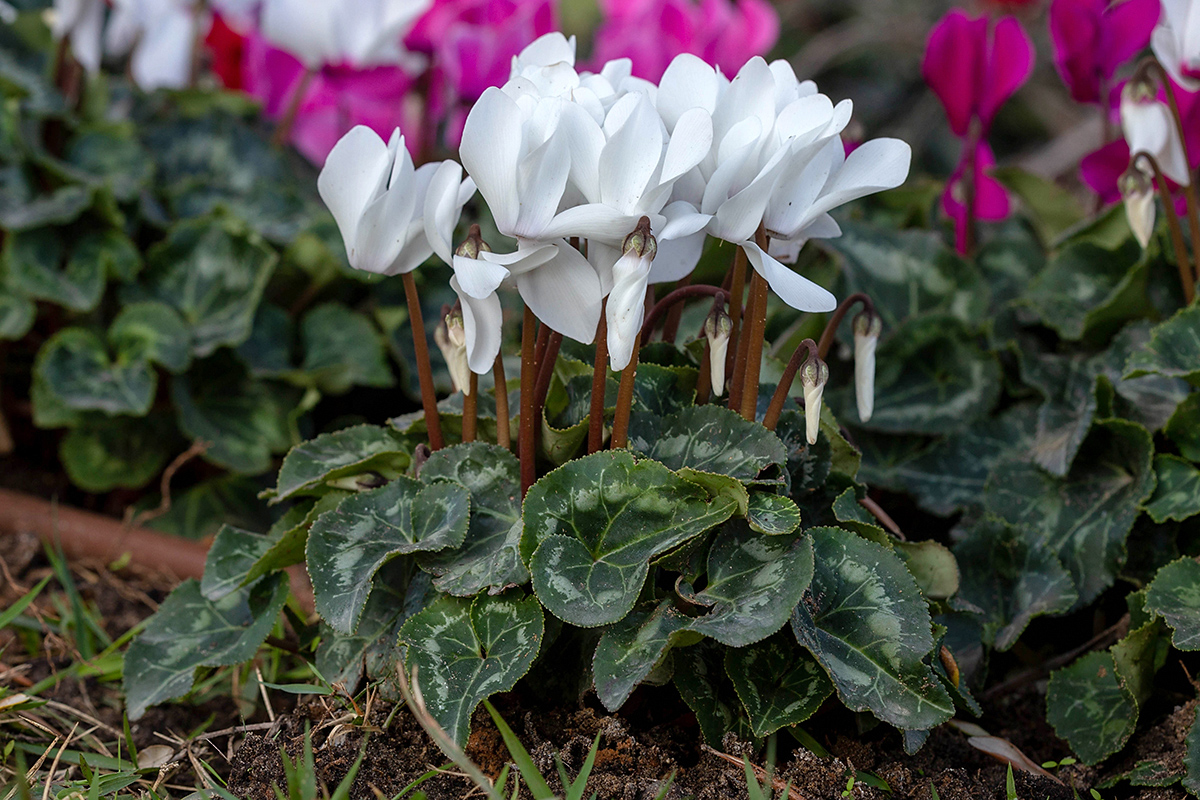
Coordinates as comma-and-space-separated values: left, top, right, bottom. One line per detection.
0, 488, 314, 613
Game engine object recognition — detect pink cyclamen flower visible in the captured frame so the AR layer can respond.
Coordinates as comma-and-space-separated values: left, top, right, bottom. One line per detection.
923, 9, 1033, 252
590, 0, 779, 83
1049, 0, 1159, 105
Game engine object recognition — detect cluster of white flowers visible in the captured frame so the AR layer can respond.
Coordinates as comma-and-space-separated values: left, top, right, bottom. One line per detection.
320, 33, 910, 377
48, 0, 429, 90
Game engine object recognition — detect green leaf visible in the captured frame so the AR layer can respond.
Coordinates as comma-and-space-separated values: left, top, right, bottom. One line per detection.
673, 639, 759, 748
0, 287, 34, 340
791, 527, 954, 730
632, 363, 697, 418
172, 361, 300, 475
65, 127, 153, 202
3, 227, 103, 312
139, 216, 277, 357
633, 406, 786, 482
1020, 351, 1102, 477
984, 419, 1155, 606
59, 414, 173, 493
123, 575, 289, 720
1146, 455, 1200, 523
108, 302, 192, 374
201, 526, 277, 601
895, 541, 959, 599
1124, 304, 1200, 383
726, 632, 833, 737
34, 328, 155, 417
271, 424, 412, 503
954, 518, 1078, 651
0, 184, 91, 230
1046, 652, 1137, 765
399, 592, 544, 747
524, 451, 738, 627
1024, 239, 1150, 342
991, 167, 1087, 243
243, 492, 347, 587
307, 476, 470, 633
300, 303, 395, 394
1110, 620, 1170, 707
684, 523, 813, 647
1166, 394, 1200, 462
773, 409, 833, 494
592, 601, 693, 712
1145, 558, 1200, 651
852, 315, 1001, 435
415, 443, 529, 596
746, 492, 801, 535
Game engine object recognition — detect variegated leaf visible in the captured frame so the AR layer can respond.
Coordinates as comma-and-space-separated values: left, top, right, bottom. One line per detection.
726, 632, 833, 737
634, 405, 786, 482
592, 601, 694, 712
271, 424, 413, 503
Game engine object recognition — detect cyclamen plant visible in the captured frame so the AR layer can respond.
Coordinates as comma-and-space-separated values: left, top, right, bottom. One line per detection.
122, 33, 974, 751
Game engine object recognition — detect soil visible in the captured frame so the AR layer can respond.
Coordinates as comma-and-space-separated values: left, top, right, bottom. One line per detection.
2, 529, 1193, 800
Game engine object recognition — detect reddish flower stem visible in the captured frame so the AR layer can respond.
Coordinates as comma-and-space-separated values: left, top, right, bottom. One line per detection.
588, 302, 609, 454
462, 373, 478, 443
610, 331, 641, 450
1137, 152, 1195, 304
738, 226, 772, 422
493, 354, 510, 449
401, 272, 444, 450
762, 339, 819, 432
519, 305, 538, 495
816, 293, 874, 361
639, 285, 729, 342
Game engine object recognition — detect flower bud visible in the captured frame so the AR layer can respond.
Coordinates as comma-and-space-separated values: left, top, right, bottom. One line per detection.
801, 356, 829, 445
621, 216, 657, 261
704, 304, 732, 397
1119, 162, 1156, 249
607, 217, 658, 370
852, 310, 882, 423
454, 223, 492, 260
435, 305, 471, 395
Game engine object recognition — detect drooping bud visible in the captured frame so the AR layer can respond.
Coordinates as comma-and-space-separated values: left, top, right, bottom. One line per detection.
704, 296, 732, 397
800, 355, 829, 445
1120, 79, 1191, 187
852, 310, 882, 423
1120, 161, 1157, 249
454, 223, 492, 260
435, 303, 471, 395
608, 216, 658, 370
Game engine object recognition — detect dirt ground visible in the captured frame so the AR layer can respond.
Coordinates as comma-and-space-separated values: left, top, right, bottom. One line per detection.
1, 529, 1194, 800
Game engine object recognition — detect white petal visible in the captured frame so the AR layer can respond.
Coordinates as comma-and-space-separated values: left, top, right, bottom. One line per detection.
700, 118, 761, 215
69, 0, 105, 73
659, 201, 711, 240
451, 276, 505, 375
515, 243, 602, 344
806, 138, 910, 219
763, 138, 840, 237
130, 9, 195, 89
483, 241, 559, 276
317, 126, 391, 265
854, 332, 877, 423
774, 94, 835, 150
803, 381, 824, 444
558, 103, 606, 202
352, 148, 419, 273
648, 230, 707, 284
538, 204, 639, 244
742, 241, 837, 312
713, 57, 775, 144
606, 251, 653, 370
513, 32, 576, 72
423, 161, 469, 266
453, 255, 511, 299
1122, 98, 1191, 186
262, 0, 334, 67
513, 131, 571, 238
460, 88, 524, 236
1125, 189, 1157, 249
658, 54, 720, 130
711, 159, 788, 244
661, 108, 714, 185
599, 96, 663, 213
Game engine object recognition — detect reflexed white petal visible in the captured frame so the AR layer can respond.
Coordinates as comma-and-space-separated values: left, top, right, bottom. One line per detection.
558, 103, 606, 202
606, 250, 653, 370
513, 32, 576, 72
774, 95, 835, 149
763, 138, 840, 237
742, 241, 837, 312
352, 148, 419, 273
460, 88, 524, 235
701, 119, 761, 215
387, 234, 433, 276
452, 254, 511, 299
513, 132, 571, 238
423, 160, 470, 265
598, 97, 663, 213
709, 331, 729, 396
661, 108, 714, 184
0, 0, 15, 22
1122, 97, 1191, 186
587, 241, 620, 295
130, 9, 195, 89
450, 276, 505, 375
826, 99, 854, 138
767, 238, 803, 264
538, 204, 639, 244
799, 214, 842, 240
710, 151, 790, 243
262, 0, 335, 67
647, 230, 706, 284
714, 57, 775, 144
803, 138, 911, 223
69, 0, 105, 73
854, 331, 877, 422
515, 243, 602, 343
769, 59, 805, 108
659, 201, 711, 240
482, 241, 559, 276
658, 54, 720, 130
317, 126, 392, 264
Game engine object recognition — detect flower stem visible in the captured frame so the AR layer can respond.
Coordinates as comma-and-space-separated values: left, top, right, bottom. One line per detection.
695, 339, 712, 406
660, 274, 692, 343
272, 67, 315, 149
640, 285, 729, 342
520, 305, 538, 495
763, 339, 819, 431
738, 226, 772, 422
462, 373, 478, 443
533, 331, 562, 425
817, 293, 873, 360
724, 246, 749, 402
401, 272, 444, 451
493, 355, 510, 449
1138, 153, 1195, 304
610, 331, 641, 450
588, 301, 609, 454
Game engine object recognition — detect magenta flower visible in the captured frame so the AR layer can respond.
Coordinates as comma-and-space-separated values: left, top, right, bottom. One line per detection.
923, 9, 1033, 252
1048, 0, 1159, 105
590, 0, 779, 83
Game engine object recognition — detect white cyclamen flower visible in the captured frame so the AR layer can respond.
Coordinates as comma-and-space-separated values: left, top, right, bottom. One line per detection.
51, 0, 106, 73
318, 125, 476, 276
1120, 161, 1158, 249
1152, 0, 1200, 92
105, 0, 201, 90
852, 311, 881, 423
1120, 81, 1191, 186
606, 219, 657, 370
261, 0, 430, 69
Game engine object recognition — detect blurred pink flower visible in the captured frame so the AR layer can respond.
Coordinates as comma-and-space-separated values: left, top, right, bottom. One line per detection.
590, 0, 779, 83
1048, 0, 1159, 105
923, 9, 1033, 252
242, 31, 417, 164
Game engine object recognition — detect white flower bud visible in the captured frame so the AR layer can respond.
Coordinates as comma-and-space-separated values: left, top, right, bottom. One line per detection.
1120, 163, 1157, 249
704, 306, 732, 397
852, 311, 882, 423
801, 357, 829, 445
607, 217, 657, 371
435, 309, 471, 396
454, 224, 492, 260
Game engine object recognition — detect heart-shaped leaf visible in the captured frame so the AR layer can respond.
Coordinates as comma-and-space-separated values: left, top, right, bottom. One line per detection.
634, 405, 786, 482
791, 526, 954, 730
399, 592, 544, 747
673, 639, 759, 748
1046, 652, 1137, 765
308, 476, 470, 633
1145, 455, 1200, 524
1124, 304, 1200, 383
684, 523, 813, 647
1024, 238, 1150, 342
201, 525, 278, 601
300, 303, 395, 394
1145, 558, 1200, 651
34, 328, 156, 417
60, 414, 173, 492
746, 492, 801, 535
1166, 395, 1200, 462
108, 302, 193, 374
726, 632, 833, 737
2, 228, 102, 312
415, 443, 529, 596
525, 451, 738, 627
0, 288, 34, 340
271, 424, 413, 503
592, 601, 693, 712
